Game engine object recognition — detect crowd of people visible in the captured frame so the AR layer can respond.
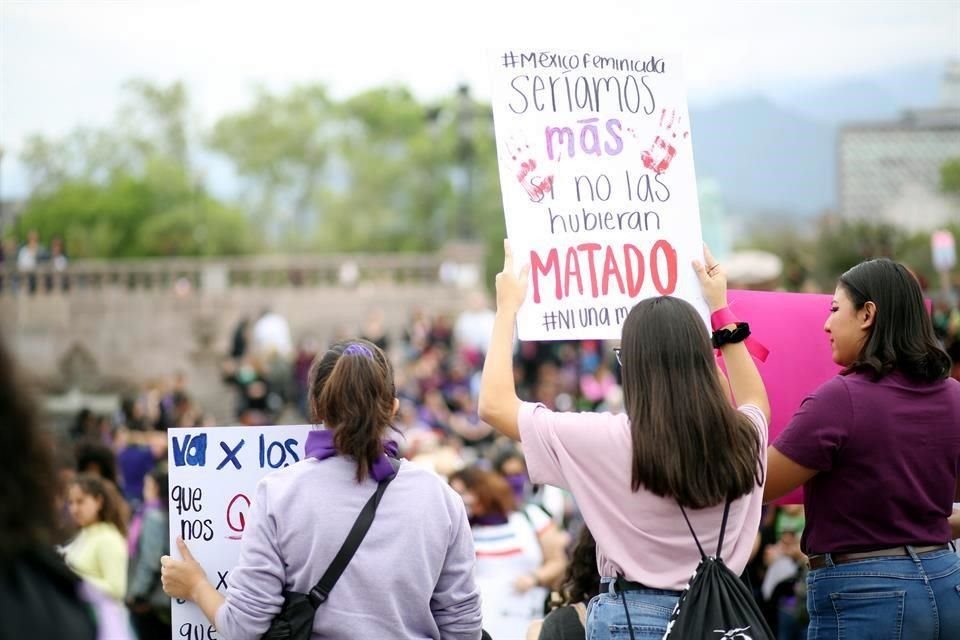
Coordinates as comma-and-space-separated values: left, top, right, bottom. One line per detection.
1, 245, 959, 640
0, 229, 70, 293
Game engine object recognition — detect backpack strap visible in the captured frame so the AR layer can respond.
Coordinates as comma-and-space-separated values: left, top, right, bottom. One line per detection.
678, 505, 706, 560
307, 458, 401, 607
679, 496, 733, 561
715, 497, 732, 559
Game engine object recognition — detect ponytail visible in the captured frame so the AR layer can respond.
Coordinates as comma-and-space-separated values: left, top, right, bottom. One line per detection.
309, 340, 396, 482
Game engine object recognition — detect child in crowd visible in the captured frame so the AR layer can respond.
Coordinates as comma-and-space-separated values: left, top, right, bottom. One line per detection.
64, 473, 130, 601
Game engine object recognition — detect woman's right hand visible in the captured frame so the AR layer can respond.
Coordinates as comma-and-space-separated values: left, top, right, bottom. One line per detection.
692, 244, 728, 312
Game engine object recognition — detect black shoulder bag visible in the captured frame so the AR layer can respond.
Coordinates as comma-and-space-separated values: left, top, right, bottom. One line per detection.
261, 459, 400, 640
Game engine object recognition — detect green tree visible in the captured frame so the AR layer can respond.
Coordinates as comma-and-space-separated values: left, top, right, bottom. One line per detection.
208, 85, 334, 243
14, 159, 255, 258
317, 86, 456, 252
942, 158, 960, 194
16, 81, 256, 258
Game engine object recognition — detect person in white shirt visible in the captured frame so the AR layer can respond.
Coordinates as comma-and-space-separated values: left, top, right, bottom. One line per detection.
17, 230, 41, 271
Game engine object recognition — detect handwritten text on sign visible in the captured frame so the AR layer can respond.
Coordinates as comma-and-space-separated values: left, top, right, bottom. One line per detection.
168, 425, 312, 640
490, 49, 708, 340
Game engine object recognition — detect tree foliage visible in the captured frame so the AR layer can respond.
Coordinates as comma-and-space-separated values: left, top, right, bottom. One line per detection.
14, 81, 257, 258
942, 158, 960, 195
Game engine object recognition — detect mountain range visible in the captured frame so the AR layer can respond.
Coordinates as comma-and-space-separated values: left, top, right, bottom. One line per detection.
688, 61, 949, 219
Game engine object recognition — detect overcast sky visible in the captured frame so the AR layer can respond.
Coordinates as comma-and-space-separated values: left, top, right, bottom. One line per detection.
1, 0, 958, 196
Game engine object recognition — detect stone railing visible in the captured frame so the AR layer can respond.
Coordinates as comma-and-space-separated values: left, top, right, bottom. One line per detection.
0, 243, 486, 295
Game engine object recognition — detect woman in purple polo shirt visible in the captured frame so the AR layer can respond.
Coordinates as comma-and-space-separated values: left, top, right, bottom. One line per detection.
160, 339, 483, 640
765, 258, 960, 639
479, 241, 770, 639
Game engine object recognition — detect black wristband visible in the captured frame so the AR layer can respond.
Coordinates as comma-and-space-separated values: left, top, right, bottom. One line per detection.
712, 322, 751, 349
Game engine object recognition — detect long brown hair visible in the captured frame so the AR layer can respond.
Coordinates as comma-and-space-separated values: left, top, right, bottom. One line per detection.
620, 297, 763, 509
309, 339, 396, 482
70, 474, 130, 536
449, 467, 516, 518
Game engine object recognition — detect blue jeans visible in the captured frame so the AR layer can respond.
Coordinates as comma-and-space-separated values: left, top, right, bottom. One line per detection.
807, 546, 960, 640
586, 578, 680, 640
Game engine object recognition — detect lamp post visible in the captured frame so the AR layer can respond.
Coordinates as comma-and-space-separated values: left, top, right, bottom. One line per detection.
455, 84, 475, 240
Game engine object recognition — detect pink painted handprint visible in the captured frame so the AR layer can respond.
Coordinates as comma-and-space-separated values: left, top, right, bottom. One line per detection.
508, 142, 554, 203
641, 108, 688, 174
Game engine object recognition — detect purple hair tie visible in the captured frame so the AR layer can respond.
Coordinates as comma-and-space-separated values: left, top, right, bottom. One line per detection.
343, 342, 375, 358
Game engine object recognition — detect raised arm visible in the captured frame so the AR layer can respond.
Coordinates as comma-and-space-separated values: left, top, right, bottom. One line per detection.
477, 240, 529, 441
692, 245, 770, 423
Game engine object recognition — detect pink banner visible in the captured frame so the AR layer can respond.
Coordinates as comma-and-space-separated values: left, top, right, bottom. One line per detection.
723, 290, 842, 504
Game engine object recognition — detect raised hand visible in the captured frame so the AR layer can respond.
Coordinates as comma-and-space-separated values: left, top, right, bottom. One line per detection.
692, 243, 728, 312
495, 239, 530, 314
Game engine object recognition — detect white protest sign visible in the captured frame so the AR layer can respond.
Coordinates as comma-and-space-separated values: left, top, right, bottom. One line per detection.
168, 425, 312, 639
489, 48, 708, 340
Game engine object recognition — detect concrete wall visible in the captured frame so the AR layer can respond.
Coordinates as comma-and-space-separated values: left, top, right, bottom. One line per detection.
1, 245, 486, 422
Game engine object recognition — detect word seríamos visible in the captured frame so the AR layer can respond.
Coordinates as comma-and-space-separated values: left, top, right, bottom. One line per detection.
502, 51, 666, 75
510, 74, 656, 115
530, 240, 677, 303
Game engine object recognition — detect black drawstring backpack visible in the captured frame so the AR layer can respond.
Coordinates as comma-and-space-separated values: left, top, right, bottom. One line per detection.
661, 499, 773, 640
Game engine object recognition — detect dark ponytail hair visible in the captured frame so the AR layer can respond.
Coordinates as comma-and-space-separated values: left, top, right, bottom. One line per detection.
309, 339, 396, 482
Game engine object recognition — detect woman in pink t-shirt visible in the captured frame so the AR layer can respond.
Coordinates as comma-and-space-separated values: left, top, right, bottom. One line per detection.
478, 241, 770, 640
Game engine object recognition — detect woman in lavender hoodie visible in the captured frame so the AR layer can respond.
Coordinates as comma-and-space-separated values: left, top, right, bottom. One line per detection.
161, 339, 483, 639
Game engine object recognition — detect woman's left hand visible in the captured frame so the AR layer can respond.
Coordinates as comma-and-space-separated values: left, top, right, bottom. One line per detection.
161, 537, 208, 601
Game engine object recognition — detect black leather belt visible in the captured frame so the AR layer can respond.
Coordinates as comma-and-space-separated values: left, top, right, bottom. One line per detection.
807, 544, 951, 570
612, 576, 683, 596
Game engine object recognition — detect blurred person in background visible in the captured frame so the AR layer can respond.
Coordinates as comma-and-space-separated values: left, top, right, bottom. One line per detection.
16, 229, 42, 270
449, 466, 569, 639
454, 291, 496, 363
251, 308, 294, 361
75, 440, 121, 489
45, 235, 69, 292
64, 474, 130, 602
293, 335, 320, 419
526, 527, 601, 640
115, 428, 160, 509
0, 334, 133, 640
126, 466, 170, 640
494, 447, 570, 529
361, 308, 390, 352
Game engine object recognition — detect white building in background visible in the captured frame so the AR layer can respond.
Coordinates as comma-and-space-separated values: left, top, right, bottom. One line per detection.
838, 62, 960, 232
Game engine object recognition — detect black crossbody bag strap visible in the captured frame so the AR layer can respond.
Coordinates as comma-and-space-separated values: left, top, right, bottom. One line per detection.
307, 458, 400, 607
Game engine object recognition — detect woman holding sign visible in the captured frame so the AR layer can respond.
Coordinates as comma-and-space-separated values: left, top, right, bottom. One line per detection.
161, 339, 483, 639
764, 258, 960, 640
479, 241, 769, 639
